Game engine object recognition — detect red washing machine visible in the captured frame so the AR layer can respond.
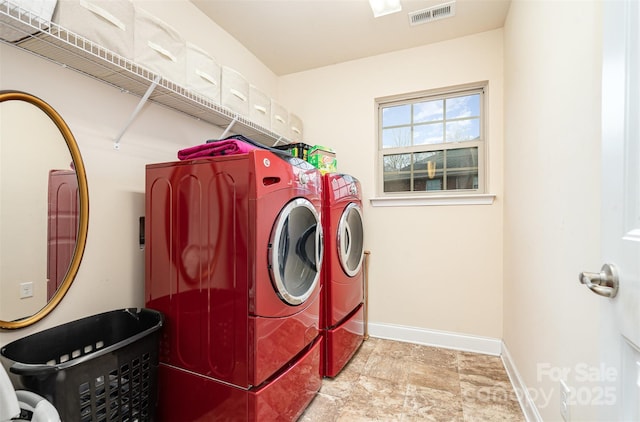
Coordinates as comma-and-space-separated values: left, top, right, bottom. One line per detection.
145, 149, 324, 421
321, 173, 365, 378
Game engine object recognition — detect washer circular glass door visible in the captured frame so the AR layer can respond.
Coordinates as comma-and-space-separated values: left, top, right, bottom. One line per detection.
337, 203, 364, 277
269, 198, 323, 305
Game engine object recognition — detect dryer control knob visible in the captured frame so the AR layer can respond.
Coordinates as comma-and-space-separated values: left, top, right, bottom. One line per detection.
298, 172, 309, 185
349, 183, 358, 196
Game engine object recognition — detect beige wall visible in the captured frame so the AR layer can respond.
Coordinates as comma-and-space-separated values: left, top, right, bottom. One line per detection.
503, 1, 604, 420
0, 0, 278, 345
0, 3, 610, 419
1, 5, 505, 345
0, 44, 216, 344
280, 29, 505, 339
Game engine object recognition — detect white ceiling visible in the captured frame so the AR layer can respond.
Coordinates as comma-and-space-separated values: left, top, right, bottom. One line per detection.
190, 0, 512, 76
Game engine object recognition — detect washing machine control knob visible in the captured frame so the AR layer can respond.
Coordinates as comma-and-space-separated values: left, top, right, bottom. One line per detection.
349, 183, 358, 196
298, 172, 309, 185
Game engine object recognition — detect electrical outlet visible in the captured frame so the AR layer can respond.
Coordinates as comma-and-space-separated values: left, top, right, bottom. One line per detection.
560, 379, 571, 421
19, 282, 33, 299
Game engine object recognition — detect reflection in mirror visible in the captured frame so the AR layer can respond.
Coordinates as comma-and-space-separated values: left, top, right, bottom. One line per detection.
0, 91, 88, 329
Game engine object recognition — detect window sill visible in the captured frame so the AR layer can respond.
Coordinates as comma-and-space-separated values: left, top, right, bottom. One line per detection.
370, 193, 496, 207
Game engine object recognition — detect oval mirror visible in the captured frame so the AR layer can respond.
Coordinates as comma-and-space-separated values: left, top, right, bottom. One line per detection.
0, 91, 88, 330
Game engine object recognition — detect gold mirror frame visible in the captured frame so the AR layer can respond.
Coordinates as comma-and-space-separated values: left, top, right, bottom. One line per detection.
0, 91, 89, 330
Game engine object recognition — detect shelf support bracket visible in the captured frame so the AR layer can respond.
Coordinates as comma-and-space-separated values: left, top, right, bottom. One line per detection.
219, 117, 238, 140
114, 75, 161, 150
273, 136, 286, 146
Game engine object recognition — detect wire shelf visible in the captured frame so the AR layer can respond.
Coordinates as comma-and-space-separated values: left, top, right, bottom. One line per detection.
0, 0, 290, 147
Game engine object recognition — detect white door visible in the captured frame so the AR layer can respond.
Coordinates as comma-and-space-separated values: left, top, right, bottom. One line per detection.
593, 0, 640, 419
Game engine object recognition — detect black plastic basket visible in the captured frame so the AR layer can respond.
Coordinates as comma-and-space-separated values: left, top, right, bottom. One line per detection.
0, 308, 163, 422
274, 142, 311, 160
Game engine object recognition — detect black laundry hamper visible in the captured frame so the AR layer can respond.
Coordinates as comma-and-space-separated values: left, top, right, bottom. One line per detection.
0, 308, 163, 422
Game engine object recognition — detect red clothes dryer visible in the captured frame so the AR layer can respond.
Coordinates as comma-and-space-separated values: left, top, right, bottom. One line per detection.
321, 173, 365, 378
145, 150, 324, 421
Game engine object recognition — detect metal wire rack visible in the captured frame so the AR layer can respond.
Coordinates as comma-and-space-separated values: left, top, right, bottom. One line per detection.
0, 0, 290, 148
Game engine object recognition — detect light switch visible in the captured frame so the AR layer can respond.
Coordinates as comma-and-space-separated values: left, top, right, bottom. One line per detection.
20, 282, 33, 298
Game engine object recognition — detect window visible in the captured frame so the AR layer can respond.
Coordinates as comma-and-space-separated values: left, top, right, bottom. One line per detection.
377, 83, 486, 197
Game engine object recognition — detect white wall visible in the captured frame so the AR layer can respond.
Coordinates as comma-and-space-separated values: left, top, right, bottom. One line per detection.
280, 29, 505, 341
0, 0, 278, 345
503, 1, 604, 420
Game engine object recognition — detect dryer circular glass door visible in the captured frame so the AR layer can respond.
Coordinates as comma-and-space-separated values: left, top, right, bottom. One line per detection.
337, 203, 364, 277
269, 198, 323, 305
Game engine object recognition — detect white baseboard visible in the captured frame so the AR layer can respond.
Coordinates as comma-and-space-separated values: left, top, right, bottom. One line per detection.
501, 342, 543, 422
367, 322, 502, 356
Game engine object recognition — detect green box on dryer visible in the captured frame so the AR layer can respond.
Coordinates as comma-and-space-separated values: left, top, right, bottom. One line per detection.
308, 145, 337, 173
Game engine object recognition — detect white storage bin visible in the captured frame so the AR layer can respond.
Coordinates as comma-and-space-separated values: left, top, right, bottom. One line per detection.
134, 6, 185, 86
249, 85, 271, 129
186, 42, 220, 104
271, 100, 289, 138
221, 66, 249, 116
0, 0, 57, 42
53, 0, 135, 59
289, 113, 304, 142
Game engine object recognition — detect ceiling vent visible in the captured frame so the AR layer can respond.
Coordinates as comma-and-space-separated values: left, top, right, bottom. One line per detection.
408, 1, 456, 26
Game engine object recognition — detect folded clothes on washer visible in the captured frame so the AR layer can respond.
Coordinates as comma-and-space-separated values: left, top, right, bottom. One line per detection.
177, 138, 258, 160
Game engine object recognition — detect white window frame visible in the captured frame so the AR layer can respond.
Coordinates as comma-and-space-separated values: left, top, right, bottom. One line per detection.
372, 82, 494, 207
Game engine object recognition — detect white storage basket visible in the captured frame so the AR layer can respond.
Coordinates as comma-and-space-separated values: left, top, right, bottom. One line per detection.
134, 6, 186, 86
53, 0, 135, 58
186, 42, 220, 104
271, 100, 289, 138
0, 0, 57, 42
221, 66, 249, 116
289, 113, 304, 142
249, 85, 271, 129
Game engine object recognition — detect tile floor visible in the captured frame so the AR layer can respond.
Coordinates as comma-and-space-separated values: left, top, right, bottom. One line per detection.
300, 337, 525, 421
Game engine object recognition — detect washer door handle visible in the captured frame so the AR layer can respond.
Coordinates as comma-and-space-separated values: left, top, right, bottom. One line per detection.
316, 224, 324, 272
342, 223, 352, 258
